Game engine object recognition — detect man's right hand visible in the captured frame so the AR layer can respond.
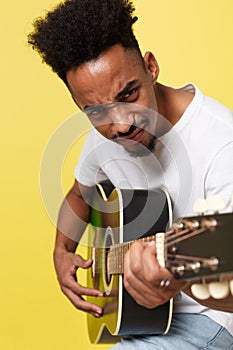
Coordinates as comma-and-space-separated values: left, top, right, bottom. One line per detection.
53, 181, 103, 317
54, 249, 103, 317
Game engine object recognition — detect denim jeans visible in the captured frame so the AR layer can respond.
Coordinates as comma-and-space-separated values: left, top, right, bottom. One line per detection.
109, 313, 233, 350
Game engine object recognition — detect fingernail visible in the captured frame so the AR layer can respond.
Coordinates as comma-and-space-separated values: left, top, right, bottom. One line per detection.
94, 310, 102, 317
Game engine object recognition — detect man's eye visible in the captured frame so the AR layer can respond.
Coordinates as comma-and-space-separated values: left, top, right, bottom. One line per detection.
123, 87, 139, 101
86, 106, 106, 118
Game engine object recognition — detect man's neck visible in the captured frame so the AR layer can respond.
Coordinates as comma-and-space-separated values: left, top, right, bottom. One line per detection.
155, 83, 195, 126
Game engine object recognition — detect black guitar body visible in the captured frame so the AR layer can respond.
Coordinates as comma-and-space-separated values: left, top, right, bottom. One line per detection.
87, 185, 173, 343
118, 188, 172, 335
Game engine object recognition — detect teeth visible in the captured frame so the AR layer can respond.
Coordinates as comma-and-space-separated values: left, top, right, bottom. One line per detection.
229, 280, 233, 296
193, 198, 208, 214
191, 283, 210, 300
208, 282, 230, 299
206, 195, 226, 212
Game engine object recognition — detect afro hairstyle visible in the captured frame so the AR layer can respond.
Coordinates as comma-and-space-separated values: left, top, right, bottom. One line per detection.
28, 0, 140, 83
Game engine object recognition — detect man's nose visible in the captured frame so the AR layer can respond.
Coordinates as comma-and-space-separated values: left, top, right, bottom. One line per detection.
108, 104, 134, 135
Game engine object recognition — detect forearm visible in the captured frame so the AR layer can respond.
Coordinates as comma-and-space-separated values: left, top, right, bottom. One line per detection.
54, 180, 93, 254
58, 186, 90, 238
54, 194, 88, 273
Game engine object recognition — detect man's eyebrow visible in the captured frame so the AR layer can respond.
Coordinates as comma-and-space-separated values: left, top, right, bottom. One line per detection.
82, 79, 139, 111
115, 80, 139, 100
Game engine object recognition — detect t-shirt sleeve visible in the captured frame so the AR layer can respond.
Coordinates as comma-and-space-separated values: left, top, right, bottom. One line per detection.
205, 141, 233, 211
74, 129, 108, 186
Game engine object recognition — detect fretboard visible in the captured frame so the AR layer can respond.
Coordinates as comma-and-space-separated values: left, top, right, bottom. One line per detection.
107, 235, 159, 275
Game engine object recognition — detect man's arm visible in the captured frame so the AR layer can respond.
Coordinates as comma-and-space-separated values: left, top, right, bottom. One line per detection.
53, 180, 103, 317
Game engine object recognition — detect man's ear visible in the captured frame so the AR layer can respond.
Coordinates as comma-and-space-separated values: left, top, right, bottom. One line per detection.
143, 51, 160, 84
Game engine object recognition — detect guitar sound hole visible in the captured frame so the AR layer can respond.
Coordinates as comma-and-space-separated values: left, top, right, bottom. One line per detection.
104, 229, 114, 287
105, 248, 112, 285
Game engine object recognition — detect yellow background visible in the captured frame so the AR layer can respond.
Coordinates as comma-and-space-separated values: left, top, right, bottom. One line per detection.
1, 0, 232, 349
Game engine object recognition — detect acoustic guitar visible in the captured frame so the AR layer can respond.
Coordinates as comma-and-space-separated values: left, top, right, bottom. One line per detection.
86, 184, 233, 343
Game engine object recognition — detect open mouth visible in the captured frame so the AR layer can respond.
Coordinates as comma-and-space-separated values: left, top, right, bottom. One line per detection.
118, 125, 145, 143
127, 128, 145, 142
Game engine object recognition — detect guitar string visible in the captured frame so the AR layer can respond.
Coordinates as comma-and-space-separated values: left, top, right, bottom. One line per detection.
165, 226, 207, 248
94, 225, 210, 273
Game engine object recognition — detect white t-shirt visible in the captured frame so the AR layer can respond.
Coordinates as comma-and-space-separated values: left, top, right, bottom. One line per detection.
75, 84, 233, 334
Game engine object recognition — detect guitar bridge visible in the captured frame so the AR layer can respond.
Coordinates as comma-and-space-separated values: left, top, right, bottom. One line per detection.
156, 232, 167, 268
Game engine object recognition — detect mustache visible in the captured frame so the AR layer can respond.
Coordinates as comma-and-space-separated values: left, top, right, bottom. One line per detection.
118, 124, 137, 137
112, 122, 147, 140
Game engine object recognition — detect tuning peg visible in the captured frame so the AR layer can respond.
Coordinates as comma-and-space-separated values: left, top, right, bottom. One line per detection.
208, 281, 230, 299
193, 198, 208, 214
191, 283, 210, 300
229, 280, 233, 296
206, 195, 226, 213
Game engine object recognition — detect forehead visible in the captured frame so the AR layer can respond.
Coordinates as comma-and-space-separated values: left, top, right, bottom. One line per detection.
66, 45, 145, 107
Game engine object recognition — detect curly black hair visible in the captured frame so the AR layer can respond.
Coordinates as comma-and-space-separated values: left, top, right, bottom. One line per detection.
28, 0, 140, 84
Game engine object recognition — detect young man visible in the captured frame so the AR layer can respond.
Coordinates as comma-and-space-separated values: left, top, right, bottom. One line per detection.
28, 0, 233, 348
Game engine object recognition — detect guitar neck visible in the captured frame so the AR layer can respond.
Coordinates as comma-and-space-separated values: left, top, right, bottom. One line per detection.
107, 235, 157, 275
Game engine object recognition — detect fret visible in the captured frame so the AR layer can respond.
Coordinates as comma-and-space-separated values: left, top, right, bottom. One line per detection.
107, 235, 158, 275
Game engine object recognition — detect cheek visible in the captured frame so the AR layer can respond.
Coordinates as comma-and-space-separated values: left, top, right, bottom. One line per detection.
140, 86, 157, 110
94, 123, 110, 139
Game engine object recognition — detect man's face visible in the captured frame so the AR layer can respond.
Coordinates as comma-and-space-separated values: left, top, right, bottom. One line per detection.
66, 44, 160, 156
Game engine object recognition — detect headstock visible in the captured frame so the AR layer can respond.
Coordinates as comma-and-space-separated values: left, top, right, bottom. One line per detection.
163, 195, 233, 300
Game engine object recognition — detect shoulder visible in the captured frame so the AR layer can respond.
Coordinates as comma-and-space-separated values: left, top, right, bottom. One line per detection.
188, 85, 233, 142
202, 94, 233, 125
194, 85, 233, 127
